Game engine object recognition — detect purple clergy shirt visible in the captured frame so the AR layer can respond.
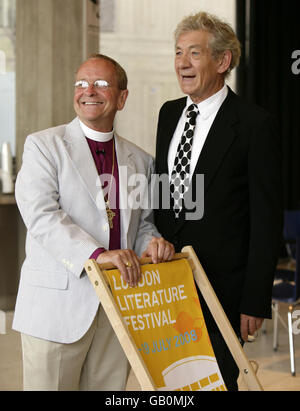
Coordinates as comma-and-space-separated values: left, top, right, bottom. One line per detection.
86, 137, 121, 259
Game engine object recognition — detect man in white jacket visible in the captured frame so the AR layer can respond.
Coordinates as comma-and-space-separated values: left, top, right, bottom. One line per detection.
13, 54, 174, 391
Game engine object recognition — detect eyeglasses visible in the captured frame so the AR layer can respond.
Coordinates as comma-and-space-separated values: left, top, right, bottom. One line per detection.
74, 79, 110, 90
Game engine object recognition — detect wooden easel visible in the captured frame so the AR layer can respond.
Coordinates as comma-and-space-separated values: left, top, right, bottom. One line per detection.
84, 245, 263, 391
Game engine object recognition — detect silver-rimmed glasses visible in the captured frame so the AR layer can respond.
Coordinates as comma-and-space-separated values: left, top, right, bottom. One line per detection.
74, 79, 110, 90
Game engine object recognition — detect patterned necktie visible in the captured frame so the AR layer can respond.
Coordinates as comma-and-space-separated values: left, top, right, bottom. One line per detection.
170, 103, 199, 218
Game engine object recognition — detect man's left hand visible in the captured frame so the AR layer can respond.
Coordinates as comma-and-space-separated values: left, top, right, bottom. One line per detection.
240, 314, 264, 342
141, 237, 175, 264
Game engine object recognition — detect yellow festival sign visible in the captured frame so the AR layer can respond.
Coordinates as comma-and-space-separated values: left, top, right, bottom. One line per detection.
105, 259, 227, 391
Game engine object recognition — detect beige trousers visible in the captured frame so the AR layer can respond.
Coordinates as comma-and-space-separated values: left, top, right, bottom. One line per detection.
21, 306, 130, 391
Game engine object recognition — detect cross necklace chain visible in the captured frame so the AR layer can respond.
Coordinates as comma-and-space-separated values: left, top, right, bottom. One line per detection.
103, 138, 116, 229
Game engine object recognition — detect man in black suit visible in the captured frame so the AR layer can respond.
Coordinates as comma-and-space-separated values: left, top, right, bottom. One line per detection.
154, 11, 282, 390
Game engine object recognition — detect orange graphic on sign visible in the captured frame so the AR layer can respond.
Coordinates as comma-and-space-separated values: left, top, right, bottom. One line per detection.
106, 259, 226, 391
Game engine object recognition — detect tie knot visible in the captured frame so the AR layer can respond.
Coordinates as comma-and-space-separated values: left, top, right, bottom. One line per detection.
187, 104, 199, 119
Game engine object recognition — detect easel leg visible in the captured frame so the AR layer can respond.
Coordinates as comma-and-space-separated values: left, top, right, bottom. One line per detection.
183, 246, 264, 391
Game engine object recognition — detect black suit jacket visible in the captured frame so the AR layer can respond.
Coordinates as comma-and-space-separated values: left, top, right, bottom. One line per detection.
154, 88, 283, 329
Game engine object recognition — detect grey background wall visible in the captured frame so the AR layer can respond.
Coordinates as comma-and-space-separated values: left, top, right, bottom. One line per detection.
100, 0, 236, 156
15, 0, 100, 273
15, 0, 100, 169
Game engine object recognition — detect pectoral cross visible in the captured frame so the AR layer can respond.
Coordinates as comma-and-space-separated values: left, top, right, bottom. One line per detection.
105, 201, 116, 229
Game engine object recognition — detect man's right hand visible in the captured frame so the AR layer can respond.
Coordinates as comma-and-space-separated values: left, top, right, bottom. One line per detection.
96, 249, 141, 287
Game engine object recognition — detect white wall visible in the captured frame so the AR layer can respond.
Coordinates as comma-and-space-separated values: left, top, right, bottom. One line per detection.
100, 0, 236, 155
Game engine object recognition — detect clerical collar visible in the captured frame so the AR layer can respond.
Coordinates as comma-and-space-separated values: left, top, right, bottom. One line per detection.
79, 119, 114, 142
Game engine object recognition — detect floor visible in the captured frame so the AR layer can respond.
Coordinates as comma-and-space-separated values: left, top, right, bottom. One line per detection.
1, 305, 300, 391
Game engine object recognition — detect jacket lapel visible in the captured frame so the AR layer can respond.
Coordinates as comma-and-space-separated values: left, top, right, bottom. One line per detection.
193, 89, 239, 194
63, 117, 107, 212
63, 120, 138, 249
170, 89, 239, 235
155, 98, 186, 237
157, 97, 187, 175
114, 134, 136, 249
157, 92, 239, 198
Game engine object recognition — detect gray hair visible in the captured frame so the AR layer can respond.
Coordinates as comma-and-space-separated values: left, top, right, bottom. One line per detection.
175, 12, 241, 77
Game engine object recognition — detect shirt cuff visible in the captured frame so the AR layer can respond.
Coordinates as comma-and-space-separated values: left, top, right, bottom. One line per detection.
89, 247, 106, 260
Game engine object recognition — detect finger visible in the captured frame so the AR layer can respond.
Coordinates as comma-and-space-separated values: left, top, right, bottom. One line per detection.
249, 318, 263, 336
240, 316, 249, 342
149, 241, 158, 264
256, 318, 264, 331
163, 242, 175, 261
121, 254, 134, 286
126, 267, 135, 287
162, 245, 169, 262
115, 256, 129, 284
123, 250, 139, 287
156, 237, 171, 262
127, 250, 141, 286
169, 244, 175, 260
156, 240, 164, 263
140, 250, 148, 259
248, 318, 258, 336
132, 253, 142, 285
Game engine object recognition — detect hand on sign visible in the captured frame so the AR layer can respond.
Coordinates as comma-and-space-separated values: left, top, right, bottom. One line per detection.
141, 236, 175, 264
96, 249, 141, 287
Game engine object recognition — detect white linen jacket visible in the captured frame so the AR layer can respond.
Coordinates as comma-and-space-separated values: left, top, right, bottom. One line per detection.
12, 117, 160, 343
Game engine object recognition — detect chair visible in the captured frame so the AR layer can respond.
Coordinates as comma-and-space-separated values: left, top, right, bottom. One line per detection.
272, 210, 300, 376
